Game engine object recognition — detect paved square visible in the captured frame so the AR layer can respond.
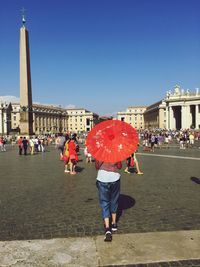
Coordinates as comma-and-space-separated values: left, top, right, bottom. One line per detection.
0, 144, 200, 241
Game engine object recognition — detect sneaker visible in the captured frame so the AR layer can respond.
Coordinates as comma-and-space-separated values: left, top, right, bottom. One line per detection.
111, 223, 118, 232
64, 170, 70, 173
104, 229, 112, 242
124, 170, 130, 174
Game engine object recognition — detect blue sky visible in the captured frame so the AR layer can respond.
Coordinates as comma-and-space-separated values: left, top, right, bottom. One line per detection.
0, 0, 200, 116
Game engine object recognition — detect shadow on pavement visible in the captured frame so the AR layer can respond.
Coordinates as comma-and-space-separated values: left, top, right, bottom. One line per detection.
76, 166, 84, 173
191, 176, 200, 185
117, 194, 136, 222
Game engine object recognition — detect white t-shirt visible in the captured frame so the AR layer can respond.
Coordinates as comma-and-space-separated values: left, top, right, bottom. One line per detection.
97, 169, 120, 183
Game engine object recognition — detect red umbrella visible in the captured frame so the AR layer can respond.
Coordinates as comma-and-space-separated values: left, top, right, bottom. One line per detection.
86, 120, 138, 163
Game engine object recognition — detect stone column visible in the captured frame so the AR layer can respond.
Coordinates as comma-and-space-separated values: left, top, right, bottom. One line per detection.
44, 117, 47, 133
165, 106, 169, 129
0, 108, 8, 135
169, 106, 175, 129
32, 113, 35, 133
41, 116, 44, 132
181, 105, 190, 129
181, 106, 186, 129
3, 112, 7, 134
0, 109, 2, 134
195, 104, 200, 129
158, 108, 165, 129
189, 105, 193, 127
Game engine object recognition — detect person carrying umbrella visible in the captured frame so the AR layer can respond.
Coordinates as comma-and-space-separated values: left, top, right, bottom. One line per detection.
86, 120, 138, 242
95, 160, 122, 242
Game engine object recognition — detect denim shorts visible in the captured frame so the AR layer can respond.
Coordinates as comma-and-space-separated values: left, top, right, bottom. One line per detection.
96, 179, 120, 219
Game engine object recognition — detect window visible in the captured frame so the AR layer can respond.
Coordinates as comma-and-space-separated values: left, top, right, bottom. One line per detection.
86, 118, 90, 125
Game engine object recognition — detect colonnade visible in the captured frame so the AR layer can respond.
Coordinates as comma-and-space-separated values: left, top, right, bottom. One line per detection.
166, 104, 200, 130
33, 113, 68, 135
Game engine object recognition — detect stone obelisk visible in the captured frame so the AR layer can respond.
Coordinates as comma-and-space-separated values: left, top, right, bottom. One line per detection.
19, 13, 33, 135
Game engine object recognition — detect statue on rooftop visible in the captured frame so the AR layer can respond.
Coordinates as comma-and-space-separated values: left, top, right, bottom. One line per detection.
174, 85, 181, 96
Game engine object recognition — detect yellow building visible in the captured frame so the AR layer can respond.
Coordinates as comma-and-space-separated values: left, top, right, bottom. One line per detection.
117, 106, 147, 129
66, 108, 99, 133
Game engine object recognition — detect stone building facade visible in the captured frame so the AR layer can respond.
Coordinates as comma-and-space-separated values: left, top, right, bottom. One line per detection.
1, 102, 98, 136
143, 85, 200, 130
1, 85, 200, 134
10, 103, 68, 135
66, 108, 99, 133
117, 106, 147, 129
165, 86, 200, 130
143, 100, 166, 129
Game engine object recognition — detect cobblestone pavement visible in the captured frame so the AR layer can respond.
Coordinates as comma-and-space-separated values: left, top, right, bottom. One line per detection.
0, 144, 200, 242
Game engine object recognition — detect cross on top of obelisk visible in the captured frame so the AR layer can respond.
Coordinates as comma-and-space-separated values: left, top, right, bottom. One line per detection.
21, 7, 26, 27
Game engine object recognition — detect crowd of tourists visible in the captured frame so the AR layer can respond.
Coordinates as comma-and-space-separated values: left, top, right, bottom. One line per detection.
17, 136, 51, 155
139, 129, 199, 151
